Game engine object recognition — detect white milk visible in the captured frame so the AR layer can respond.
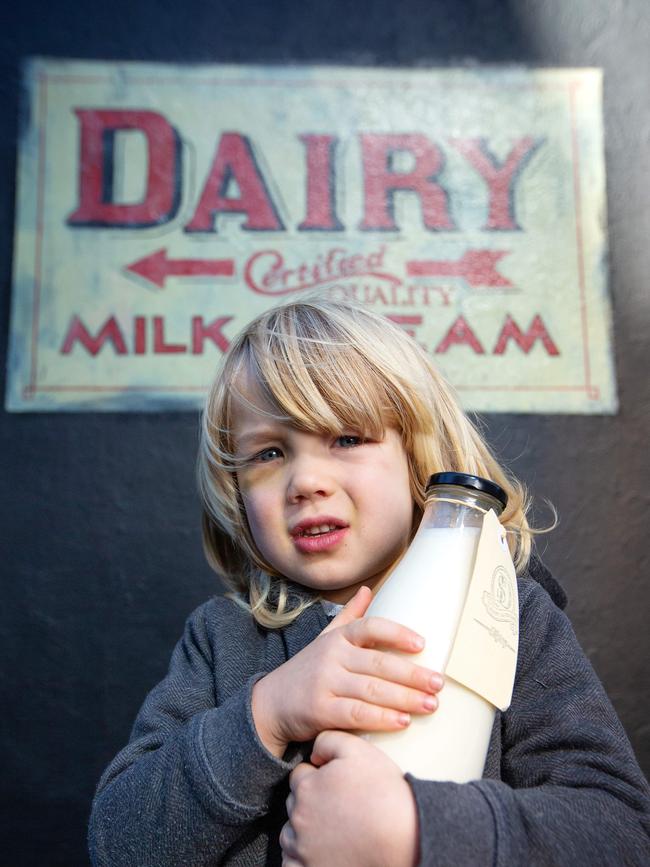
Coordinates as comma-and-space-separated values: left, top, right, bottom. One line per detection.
362, 526, 496, 782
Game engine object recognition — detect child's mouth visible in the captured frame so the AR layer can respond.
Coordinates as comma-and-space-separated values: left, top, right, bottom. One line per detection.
297, 524, 339, 537
290, 519, 348, 553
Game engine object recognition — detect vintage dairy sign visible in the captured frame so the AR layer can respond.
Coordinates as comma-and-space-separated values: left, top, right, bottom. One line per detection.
6, 60, 616, 412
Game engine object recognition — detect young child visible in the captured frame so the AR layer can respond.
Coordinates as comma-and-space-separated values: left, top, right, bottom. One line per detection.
89, 298, 650, 866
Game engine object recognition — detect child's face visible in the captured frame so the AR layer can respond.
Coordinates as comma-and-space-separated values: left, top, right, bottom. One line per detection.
232, 387, 414, 603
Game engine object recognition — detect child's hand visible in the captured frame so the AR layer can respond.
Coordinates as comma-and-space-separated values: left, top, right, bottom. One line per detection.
252, 586, 443, 758
280, 730, 419, 867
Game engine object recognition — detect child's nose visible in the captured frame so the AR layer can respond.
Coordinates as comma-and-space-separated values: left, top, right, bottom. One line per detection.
286, 455, 335, 502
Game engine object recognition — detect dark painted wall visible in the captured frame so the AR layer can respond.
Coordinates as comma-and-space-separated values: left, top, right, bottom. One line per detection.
1, 1, 648, 864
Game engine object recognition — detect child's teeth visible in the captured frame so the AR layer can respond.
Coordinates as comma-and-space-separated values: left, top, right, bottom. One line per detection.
305, 524, 335, 536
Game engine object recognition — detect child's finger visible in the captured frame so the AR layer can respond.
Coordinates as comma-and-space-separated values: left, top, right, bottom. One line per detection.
288, 761, 317, 792
279, 820, 303, 865
344, 615, 426, 654
330, 696, 413, 733
310, 729, 368, 766
340, 671, 440, 716
321, 585, 373, 634
348, 647, 443, 695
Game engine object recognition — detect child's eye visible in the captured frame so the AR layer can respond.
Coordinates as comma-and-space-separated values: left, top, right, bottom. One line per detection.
253, 446, 283, 463
336, 434, 364, 448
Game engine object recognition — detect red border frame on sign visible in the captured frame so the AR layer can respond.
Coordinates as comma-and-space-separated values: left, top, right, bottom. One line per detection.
23, 71, 598, 402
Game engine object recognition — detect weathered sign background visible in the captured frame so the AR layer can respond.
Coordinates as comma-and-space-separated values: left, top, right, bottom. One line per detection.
6, 60, 616, 412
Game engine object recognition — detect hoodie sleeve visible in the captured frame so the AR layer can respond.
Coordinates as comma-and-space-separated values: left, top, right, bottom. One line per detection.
88, 600, 304, 867
406, 577, 650, 866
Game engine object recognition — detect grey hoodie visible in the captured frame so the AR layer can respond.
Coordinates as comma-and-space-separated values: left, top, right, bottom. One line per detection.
89, 559, 650, 865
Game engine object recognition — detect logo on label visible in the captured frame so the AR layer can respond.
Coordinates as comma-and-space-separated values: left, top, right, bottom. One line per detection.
482, 566, 516, 634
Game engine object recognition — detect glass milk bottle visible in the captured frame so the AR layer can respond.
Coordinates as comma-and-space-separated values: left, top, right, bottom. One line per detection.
362, 472, 509, 782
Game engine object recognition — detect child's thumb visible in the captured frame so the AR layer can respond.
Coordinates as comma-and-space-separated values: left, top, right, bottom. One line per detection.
322, 585, 373, 633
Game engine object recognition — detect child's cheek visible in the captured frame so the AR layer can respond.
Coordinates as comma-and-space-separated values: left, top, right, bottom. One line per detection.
239, 486, 272, 533
239, 495, 266, 550
237, 467, 263, 494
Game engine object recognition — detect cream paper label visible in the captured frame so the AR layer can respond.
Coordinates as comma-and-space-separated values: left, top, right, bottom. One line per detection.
446, 509, 519, 711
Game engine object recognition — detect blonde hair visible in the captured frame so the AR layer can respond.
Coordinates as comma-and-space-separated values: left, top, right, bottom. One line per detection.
198, 297, 536, 628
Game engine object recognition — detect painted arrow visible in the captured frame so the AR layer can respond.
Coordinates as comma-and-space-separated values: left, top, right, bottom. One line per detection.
126, 248, 235, 289
406, 250, 512, 288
